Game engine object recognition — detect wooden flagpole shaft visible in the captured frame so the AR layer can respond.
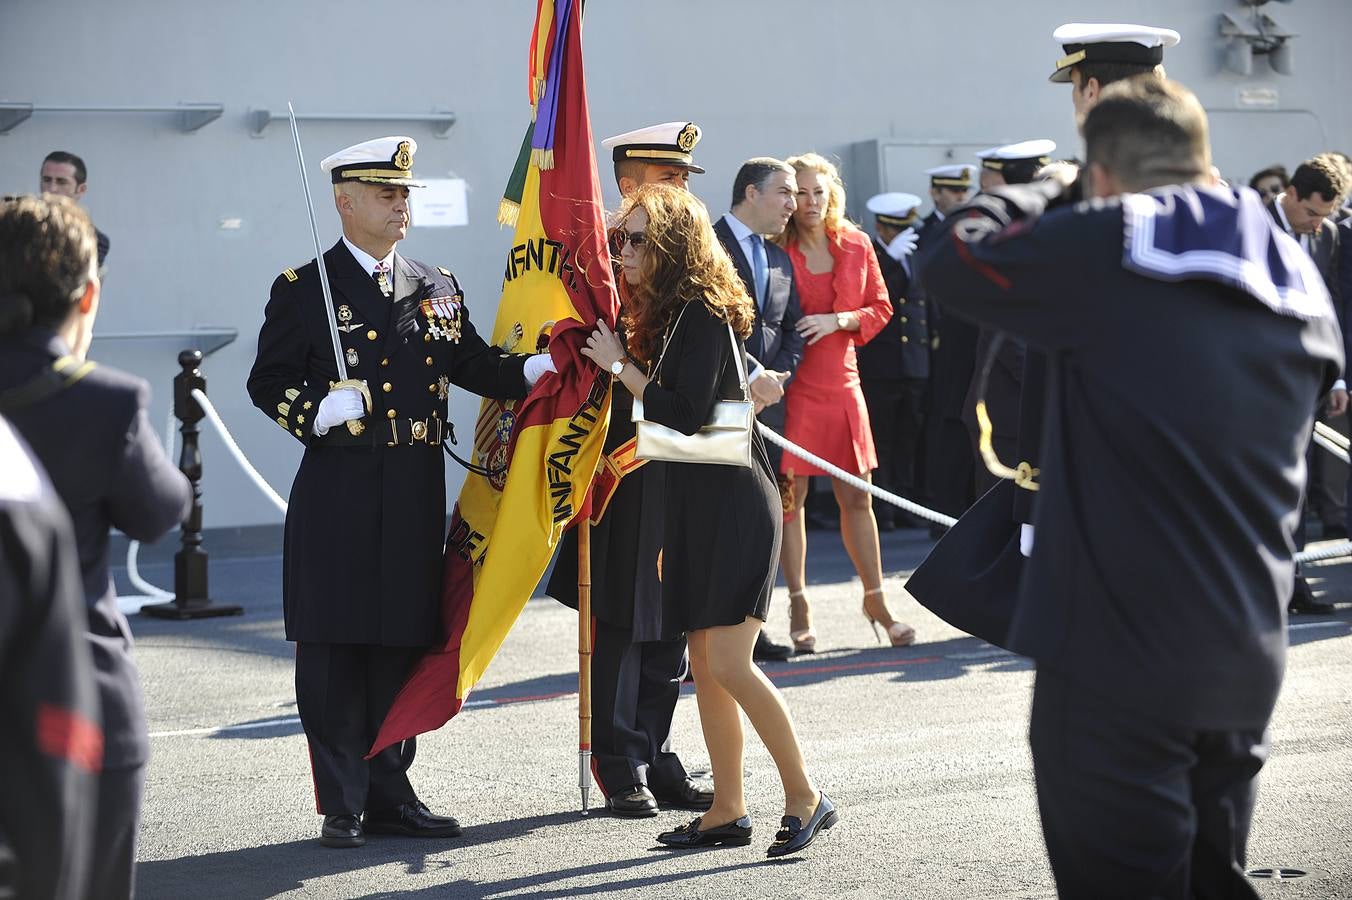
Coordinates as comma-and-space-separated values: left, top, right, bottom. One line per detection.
577, 518, 593, 815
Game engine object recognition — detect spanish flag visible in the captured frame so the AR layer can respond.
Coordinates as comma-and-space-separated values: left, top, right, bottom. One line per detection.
371, 0, 616, 755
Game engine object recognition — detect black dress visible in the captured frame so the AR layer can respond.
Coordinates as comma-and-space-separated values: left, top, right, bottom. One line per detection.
638, 299, 781, 638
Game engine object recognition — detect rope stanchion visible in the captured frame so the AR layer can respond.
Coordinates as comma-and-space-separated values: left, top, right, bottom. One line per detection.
757, 422, 957, 528
190, 388, 288, 515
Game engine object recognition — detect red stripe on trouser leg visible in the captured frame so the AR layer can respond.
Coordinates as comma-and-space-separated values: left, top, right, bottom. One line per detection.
36, 702, 103, 773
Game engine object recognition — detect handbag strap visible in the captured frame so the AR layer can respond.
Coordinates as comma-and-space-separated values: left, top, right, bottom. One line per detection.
649, 301, 752, 402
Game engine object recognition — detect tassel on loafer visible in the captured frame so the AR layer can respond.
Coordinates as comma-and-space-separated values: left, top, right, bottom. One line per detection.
766, 793, 837, 858
656, 815, 753, 848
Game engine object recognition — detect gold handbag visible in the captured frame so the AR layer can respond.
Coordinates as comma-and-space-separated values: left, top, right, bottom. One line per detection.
631, 304, 754, 468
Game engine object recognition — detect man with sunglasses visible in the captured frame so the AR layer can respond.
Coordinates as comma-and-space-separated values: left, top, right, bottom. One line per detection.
548, 122, 722, 819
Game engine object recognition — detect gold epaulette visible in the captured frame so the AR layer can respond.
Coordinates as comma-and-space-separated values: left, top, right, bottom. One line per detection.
283, 268, 299, 283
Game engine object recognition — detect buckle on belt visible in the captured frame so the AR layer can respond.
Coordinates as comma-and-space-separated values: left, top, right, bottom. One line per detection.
387, 417, 442, 447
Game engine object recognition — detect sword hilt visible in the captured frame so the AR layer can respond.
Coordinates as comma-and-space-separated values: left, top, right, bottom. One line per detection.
332, 378, 372, 436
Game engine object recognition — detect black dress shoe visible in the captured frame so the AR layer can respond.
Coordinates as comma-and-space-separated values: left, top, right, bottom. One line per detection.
653, 777, 714, 811
656, 815, 752, 848
1289, 576, 1336, 615
362, 801, 462, 838
753, 631, 793, 662
320, 814, 365, 849
606, 784, 659, 818
766, 793, 837, 858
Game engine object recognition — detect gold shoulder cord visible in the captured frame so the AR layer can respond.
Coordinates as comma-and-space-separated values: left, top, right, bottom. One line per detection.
973, 334, 1039, 492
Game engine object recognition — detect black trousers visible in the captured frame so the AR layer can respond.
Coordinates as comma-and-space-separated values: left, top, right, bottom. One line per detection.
927, 417, 975, 518
295, 642, 422, 816
861, 377, 928, 523
589, 619, 689, 799
1308, 409, 1348, 530
1030, 668, 1266, 899
89, 764, 145, 900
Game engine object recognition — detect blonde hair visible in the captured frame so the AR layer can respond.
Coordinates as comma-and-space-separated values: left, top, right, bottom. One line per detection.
777, 152, 851, 247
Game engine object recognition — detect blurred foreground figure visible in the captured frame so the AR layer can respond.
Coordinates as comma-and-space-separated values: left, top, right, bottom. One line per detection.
0, 417, 101, 900
921, 79, 1342, 898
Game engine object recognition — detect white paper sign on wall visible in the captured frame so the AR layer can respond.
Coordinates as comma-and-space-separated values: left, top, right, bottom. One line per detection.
411, 178, 469, 228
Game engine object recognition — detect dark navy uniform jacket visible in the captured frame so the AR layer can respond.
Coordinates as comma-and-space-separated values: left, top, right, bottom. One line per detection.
0, 417, 101, 900
247, 240, 529, 647
0, 331, 190, 769
921, 183, 1342, 729
858, 237, 929, 381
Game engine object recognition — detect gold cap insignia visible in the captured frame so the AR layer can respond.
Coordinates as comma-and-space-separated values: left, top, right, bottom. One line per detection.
676, 124, 700, 153
394, 141, 413, 172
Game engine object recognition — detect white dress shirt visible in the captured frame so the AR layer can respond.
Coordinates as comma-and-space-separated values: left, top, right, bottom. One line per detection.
342, 236, 397, 279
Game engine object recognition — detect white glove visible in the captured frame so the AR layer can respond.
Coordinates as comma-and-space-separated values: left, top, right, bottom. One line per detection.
524, 353, 558, 388
885, 227, 919, 262
313, 388, 366, 435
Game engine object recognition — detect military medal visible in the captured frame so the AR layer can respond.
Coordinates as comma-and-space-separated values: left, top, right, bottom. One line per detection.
336, 304, 364, 333
421, 295, 463, 344
346, 347, 359, 367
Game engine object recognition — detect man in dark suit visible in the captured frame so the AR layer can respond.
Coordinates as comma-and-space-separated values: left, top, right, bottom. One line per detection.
0, 415, 101, 900
914, 165, 977, 523
922, 78, 1342, 898
713, 156, 804, 659
0, 194, 190, 899
248, 136, 552, 848
549, 122, 720, 817
858, 192, 929, 529
1268, 153, 1349, 613
39, 151, 109, 267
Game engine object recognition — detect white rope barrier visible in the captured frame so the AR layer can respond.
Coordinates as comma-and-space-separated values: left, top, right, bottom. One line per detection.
119, 404, 178, 609
757, 422, 957, 528
191, 388, 289, 515
1312, 430, 1350, 463
1314, 420, 1350, 451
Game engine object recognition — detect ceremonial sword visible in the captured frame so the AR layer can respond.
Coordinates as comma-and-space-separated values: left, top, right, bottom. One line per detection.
286, 101, 371, 436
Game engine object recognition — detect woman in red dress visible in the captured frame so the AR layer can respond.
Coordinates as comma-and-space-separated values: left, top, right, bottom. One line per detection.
774, 153, 916, 651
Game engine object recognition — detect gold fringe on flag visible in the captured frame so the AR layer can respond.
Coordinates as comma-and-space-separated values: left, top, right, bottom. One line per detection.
498, 197, 521, 228
531, 147, 556, 171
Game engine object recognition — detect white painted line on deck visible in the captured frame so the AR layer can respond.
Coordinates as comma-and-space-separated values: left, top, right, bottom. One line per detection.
1289, 621, 1346, 631
150, 716, 300, 738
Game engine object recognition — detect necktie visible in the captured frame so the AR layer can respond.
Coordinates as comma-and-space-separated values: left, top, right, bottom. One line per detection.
749, 234, 768, 311
373, 261, 393, 298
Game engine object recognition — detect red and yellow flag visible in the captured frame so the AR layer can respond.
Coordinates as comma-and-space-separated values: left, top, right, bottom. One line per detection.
372, 0, 616, 754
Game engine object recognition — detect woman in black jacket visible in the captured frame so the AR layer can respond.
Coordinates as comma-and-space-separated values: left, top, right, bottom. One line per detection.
581, 184, 835, 858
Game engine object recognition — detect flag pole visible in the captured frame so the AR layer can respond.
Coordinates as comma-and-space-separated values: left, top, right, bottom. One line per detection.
577, 518, 593, 815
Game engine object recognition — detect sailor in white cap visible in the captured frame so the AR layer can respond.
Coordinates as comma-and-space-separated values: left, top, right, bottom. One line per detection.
601, 121, 705, 196
976, 140, 1058, 192
547, 117, 729, 820
858, 191, 931, 532
921, 165, 975, 236
1050, 23, 1180, 123
248, 135, 555, 849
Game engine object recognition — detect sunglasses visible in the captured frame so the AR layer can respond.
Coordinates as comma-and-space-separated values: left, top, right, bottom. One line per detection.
611, 230, 648, 252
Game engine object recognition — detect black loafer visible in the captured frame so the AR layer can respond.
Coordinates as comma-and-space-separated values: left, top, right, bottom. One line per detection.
606, 784, 659, 818
753, 631, 793, 662
653, 777, 714, 811
766, 793, 837, 858
320, 814, 365, 848
656, 815, 752, 848
362, 801, 462, 838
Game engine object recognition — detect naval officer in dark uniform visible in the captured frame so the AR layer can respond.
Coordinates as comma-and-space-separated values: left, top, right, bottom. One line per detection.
913, 165, 977, 522
921, 78, 1342, 898
858, 192, 928, 529
248, 136, 554, 848
0, 194, 191, 899
548, 123, 718, 817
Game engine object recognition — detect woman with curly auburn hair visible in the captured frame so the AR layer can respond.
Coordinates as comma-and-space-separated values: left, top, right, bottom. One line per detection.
581, 183, 836, 858
774, 153, 916, 652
